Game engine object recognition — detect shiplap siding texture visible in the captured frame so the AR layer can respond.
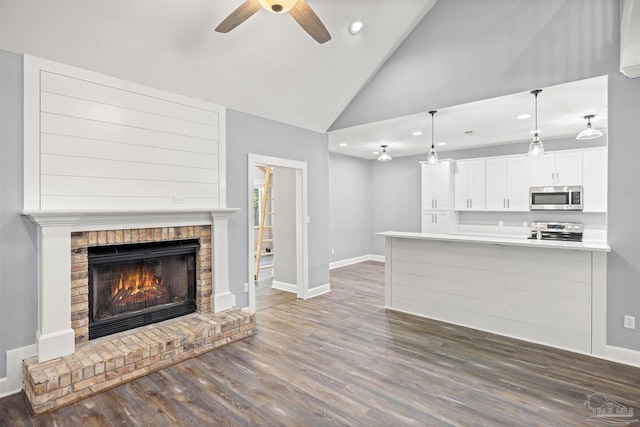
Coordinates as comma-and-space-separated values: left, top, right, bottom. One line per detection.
388, 238, 593, 353
25, 57, 224, 210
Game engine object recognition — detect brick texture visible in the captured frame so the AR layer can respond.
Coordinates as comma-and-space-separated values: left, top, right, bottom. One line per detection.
23, 310, 255, 415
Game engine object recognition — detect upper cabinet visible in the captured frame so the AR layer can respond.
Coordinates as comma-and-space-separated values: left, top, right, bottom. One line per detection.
421, 161, 452, 211
530, 151, 583, 186
485, 156, 530, 211
454, 159, 485, 211
582, 147, 608, 212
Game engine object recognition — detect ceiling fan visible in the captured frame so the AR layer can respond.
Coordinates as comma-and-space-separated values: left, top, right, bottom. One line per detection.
215, 0, 331, 44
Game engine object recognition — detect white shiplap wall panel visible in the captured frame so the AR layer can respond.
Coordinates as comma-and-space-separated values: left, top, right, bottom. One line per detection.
41, 113, 218, 155
39, 196, 219, 210
41, 134, 217, 170
41, 72, 219, 126
41, 155, 217, 184
393, 259, 592, 300
392, 296, 591, 353
41, 176, 218, 198
24, 56, 226, 211
386, 237, 594, 354
41, 92, 217, 140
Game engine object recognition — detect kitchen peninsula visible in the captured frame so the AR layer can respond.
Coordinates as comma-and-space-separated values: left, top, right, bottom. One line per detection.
378, 231, 610, 357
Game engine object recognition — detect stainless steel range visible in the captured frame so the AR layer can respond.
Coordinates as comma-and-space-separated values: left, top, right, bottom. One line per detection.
529, 222, 583, 242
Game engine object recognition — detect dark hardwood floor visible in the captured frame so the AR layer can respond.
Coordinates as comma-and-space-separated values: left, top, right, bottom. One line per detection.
2, 260, 640, 426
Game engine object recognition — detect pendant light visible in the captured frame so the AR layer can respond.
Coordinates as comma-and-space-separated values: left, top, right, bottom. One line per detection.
427, 110, 439, 164
576, 115, 603, 140
377, 145, 392, 161
527, 89, 545, 156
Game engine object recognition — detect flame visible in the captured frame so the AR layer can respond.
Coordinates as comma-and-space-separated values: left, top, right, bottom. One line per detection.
110, 264, 165, 304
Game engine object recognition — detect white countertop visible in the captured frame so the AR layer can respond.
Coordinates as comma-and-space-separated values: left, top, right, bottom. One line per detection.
377, 231, 611, 252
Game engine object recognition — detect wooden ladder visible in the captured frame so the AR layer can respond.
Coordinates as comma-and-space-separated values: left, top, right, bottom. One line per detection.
255, 166, 274, 280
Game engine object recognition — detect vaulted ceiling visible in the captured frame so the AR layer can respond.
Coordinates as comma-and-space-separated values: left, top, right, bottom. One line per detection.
0, 0, 437, 133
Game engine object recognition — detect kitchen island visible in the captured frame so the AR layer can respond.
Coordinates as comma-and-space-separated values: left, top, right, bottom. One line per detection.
377, 231, 610, 356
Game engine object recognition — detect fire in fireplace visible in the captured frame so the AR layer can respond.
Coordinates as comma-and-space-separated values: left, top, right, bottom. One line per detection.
88, 239, 199, 339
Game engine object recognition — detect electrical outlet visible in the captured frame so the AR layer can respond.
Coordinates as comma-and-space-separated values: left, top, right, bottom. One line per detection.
243, 283, 248, 293
624, 315, 635, 329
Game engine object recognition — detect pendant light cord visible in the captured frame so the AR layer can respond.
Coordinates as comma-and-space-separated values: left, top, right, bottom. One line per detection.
429, 110, 437, 149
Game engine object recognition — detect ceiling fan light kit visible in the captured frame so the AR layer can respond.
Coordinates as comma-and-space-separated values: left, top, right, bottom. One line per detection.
576, 114, 604, 140
215, 0, 331, 44
527, 89, 545, 156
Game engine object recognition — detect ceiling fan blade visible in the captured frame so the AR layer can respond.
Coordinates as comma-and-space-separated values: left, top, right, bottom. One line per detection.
289, 0, 331, 44
215, 0, 262, 33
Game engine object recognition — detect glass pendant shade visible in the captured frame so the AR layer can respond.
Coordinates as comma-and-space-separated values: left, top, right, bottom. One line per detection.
426, 148, 438, 164
576, 115, 603, 140
526, 89, 545, 156
427, 110, 440, 164
528, 135, 544, 156
377, 145, 392, 161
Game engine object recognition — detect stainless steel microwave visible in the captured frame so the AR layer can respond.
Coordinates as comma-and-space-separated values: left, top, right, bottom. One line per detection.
529, 185, 583, 211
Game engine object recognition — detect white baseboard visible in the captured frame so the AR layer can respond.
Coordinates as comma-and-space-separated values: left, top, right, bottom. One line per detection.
330, 254, 385, 270
604, 345, 640, 368
272, 280, 297, 293
0, 344, 37, 398
306, 283, 331, 299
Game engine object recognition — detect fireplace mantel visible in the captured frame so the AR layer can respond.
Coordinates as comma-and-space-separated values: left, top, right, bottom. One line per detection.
21, 208, 239, 363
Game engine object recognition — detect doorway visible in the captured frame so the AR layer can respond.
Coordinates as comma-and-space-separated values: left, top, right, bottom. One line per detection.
247, 154, 309, 313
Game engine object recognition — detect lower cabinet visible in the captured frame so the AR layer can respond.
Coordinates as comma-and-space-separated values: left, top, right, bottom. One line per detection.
422, 211, 450, 234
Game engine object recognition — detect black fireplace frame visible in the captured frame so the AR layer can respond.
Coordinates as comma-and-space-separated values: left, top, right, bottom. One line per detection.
88, 239, 200, 340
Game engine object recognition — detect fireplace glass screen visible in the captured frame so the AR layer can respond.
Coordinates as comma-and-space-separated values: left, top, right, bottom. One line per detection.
89, 239, 198, 339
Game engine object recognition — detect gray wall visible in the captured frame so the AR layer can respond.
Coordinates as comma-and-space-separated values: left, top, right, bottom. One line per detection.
272, 167, 297, 285
0, 50, 38, 377
328, 153, 371, 263
226, 109, 330, 308
334, 0, 640, 351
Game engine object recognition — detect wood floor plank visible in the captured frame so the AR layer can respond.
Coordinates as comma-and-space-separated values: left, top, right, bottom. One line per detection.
2, 260, 640, 426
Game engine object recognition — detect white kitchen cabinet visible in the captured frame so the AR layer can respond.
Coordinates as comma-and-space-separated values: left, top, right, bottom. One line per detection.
421, 211, 451, 234
421, 161, 452, 211
486, 156, 531, 211
530, 151, 582, 186
454, 159, 485, 211
582, 147, 608, 212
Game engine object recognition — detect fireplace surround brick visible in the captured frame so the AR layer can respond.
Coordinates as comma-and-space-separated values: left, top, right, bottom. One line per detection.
70, 225, 212, 343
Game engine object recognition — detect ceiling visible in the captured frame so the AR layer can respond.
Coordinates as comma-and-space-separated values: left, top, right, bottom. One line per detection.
0, 0, 437, 133
328, 75, 609, 160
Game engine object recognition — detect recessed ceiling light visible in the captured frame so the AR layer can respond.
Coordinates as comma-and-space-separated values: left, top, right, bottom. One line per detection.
438, 142, 447, 146
517, 114, 531, 120
339, 143, 348, 147
412, 131, 422, 136
349, 21, 363, 35
372, 151, 379, 155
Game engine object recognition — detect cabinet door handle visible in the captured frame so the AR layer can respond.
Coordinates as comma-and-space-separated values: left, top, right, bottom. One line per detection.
470, 199, 473, 208
435, 199, 437, 209
432, 214, 435, 223
503, 198, 506, 208
432, 199, 435, 209
507, 198, 510, 208
435, 215, 438, 223
556, 172, 559, 184
551, 172, 554, 183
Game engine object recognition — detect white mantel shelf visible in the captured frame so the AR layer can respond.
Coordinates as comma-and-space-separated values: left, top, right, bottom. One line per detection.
22, 208, 240, 363
376, 231, 611, 252
22, 208, 239, 230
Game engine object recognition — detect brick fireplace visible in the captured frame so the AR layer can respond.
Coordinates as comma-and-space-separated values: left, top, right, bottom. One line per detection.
20, 209, 254, 414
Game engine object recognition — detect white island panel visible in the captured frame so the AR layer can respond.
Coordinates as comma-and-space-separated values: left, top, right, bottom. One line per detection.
382, 233, 606, 355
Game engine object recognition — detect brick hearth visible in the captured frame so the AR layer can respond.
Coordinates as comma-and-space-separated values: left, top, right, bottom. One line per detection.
23, 309, 255, 414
